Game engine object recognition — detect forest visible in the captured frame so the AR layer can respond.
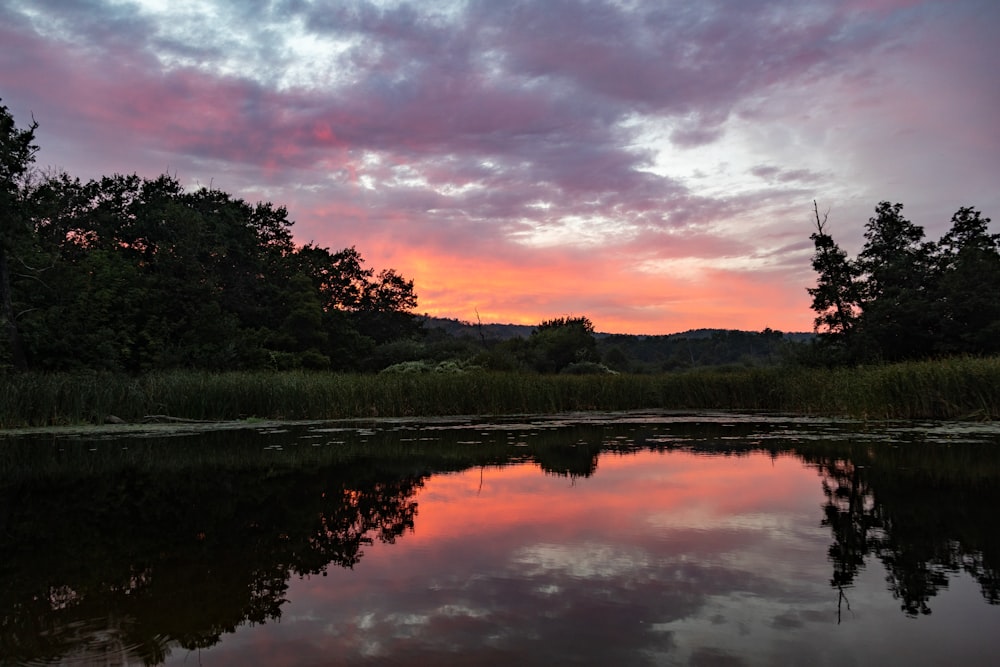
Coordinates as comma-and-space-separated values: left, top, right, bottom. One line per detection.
1, 100, 420, 373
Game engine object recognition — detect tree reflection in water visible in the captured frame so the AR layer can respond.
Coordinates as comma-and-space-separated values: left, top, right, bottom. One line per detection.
808, 442, 1000, 616
2, 416, 999, 665
0, 430, 427, 665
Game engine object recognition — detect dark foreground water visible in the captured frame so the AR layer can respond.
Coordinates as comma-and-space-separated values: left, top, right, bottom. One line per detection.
2, 412, 1000, 666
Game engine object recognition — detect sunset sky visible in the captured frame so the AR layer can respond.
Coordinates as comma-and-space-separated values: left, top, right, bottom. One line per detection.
2, 0, 998, 334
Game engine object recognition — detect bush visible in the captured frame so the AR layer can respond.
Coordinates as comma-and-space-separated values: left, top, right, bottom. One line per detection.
380, 360, 435, 374
379, 359, 473, 375
560, 361, 617, 375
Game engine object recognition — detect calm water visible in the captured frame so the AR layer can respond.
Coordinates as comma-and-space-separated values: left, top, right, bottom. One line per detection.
2, 412, 1000, 666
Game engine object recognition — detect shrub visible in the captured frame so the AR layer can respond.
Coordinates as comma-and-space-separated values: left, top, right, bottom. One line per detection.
560, 362, 617, 375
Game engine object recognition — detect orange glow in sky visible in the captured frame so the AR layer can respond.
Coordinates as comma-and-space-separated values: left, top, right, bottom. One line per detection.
5, 0, 997, 335
369, 240, 816, 334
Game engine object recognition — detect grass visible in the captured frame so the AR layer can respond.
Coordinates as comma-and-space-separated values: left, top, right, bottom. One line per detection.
1, 356, 999, 428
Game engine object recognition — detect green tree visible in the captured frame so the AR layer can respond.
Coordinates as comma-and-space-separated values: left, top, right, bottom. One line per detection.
20, 247, 147, 371
294, 244, 420, 367
26, 174, 259, 370
931, 207, 1000, 355
806, 202, 861, 352
19, 172, 338, 371
0, 100, 39, 370
7, 123, 419, 372
355, 268, 420, 344
527, 316, 598, 373
267, 272, 330, 369
856, 202, 935, 361
807, 201, 999, 364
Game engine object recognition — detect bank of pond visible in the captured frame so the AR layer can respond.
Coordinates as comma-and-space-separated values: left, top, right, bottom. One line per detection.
2, 355, 999, 428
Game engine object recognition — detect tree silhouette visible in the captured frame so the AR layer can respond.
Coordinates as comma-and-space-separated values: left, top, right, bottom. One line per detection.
807, 201, 861, 347
0, 98, 38, 370
0, 451, 424, 665
807, 201, 998, 363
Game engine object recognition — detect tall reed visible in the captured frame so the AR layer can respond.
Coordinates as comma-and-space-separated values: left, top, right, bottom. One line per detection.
2, 356, 998, 428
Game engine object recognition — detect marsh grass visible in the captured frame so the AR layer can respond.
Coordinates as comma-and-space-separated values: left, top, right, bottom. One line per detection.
2, 356, 998, 428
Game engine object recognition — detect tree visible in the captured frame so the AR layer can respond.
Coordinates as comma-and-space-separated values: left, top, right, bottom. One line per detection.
856, 202, 936, 361
931, 207, 1000, 355
807, 201, 999, 364
0, 99, 39, 370
355, 268, 420, 344
806, 201, 860, 350
22, 174, 266, 370
527, 316, 598, 373
296, 244, 372, 312
4, 118, 420, 372
293, 244, 420, 364
267, 272, 330, 369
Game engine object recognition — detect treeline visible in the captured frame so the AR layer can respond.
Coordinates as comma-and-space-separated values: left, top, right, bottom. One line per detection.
1, 100, 419, 373
417, 320, 809, 374
808, 200, 1000, 364
597, 328, 808, 372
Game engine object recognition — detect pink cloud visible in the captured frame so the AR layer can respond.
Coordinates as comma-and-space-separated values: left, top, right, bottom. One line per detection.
2, 0, 996, 335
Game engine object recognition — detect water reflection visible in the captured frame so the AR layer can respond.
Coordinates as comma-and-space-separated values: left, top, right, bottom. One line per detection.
810, 444, 1000, 617
2, 413, 999, 665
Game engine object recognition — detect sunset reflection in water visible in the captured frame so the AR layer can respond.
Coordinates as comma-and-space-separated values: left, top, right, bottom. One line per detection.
162, 447, 1000, 666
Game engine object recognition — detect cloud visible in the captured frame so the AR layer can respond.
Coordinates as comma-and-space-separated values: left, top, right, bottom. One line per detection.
2, 0, 997, 333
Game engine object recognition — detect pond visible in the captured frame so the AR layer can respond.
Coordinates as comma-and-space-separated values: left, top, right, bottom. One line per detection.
2, 411, 1000, 666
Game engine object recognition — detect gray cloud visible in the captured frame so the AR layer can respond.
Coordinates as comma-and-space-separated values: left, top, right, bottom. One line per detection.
2, 0, 997, 332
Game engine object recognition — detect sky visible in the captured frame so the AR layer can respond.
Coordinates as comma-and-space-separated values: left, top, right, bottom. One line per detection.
2, 0, 998, 334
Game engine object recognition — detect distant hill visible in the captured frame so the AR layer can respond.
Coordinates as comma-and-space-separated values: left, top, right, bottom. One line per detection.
663, 328, 815, 343
421, 316, 812, 342
420, 316, 814, 372
420, 316, 535, 341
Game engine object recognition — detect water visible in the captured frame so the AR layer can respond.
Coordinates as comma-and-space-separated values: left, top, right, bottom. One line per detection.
2, 412, 1000, 666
